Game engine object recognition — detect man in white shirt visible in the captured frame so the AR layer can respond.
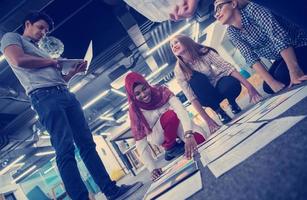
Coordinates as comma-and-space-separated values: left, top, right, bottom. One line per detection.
124, 0, 199, 22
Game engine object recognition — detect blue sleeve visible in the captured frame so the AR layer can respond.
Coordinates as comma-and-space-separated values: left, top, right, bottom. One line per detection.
227, 27, 260, 67
0, 32, 23, 53
245, 2, 291, 53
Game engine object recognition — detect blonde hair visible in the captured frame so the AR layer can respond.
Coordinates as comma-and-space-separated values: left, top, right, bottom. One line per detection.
171, 35, 218, 80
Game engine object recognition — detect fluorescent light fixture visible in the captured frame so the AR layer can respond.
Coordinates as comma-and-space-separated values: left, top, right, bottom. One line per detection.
0, 155, 25, 175
50, 157, 56, 162
13, 165, 37, 183
13, 162, 25, 168
111, 88, 126, 97
110, 70, 132, 90
82, 90, 109, 110
146, 23, 192, 56
43, 166, 55, 174
146, 63, 169, 81
35, 150, 56, 156
193, 22, 200, 42
102, 109, 113, 117
120, 102, 129, 111
0, 54, 5, 62
99, 132, 111, 136
70, 82, 83, 93
40, 135, 50, 139
99, 116, 115, 121
116, 113, 128, 123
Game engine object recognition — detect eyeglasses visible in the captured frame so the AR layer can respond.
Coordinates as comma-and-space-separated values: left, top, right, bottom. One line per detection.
214, 1, 232, 16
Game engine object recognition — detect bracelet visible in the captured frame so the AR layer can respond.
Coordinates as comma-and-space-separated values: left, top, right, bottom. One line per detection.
184, 131, 194, 139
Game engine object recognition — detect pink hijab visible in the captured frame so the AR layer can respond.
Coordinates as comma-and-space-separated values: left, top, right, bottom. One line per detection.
125, 72, 173, 141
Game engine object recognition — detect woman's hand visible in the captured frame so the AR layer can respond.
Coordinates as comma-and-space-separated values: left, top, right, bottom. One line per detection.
289, 68, 307, 87
151, 168, 163, 181
206, 118, 220, 133
184, 136, 198, 160
247, 86, 262, 104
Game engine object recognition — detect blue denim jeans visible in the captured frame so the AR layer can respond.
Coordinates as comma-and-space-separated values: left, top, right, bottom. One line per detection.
29, 86, 117, 200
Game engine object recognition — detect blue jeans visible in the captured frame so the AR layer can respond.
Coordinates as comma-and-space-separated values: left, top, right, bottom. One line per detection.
29, 86, 117, 200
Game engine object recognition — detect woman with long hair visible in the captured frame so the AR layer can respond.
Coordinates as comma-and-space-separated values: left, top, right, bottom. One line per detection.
125, 72, 208, 181
214, 0, 307, 93
170, 34, 261, 132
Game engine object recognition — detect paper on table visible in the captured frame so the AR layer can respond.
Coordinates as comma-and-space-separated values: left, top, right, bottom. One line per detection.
200, 121, 267, 165
155, 171, 203, 200
207, 115, 306, 178
247, 85, 307, 122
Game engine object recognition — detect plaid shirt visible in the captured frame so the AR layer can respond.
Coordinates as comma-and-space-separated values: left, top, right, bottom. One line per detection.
227, 2, 307, 67
174, 50, 235, 102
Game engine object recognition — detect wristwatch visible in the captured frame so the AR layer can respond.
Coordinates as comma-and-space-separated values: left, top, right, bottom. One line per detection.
184, 131, 194, 139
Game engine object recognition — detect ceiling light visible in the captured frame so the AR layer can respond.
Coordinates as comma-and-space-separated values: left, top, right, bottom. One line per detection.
99, 116, 115, 121
146, 23, 192, 56
70, 82, 83, 93
35, 150, 56, 156
82, 90, 109, 110
146, 63, 169, 81
40, 135, 51, 139
13, 162, 25, 168
12, 165, 37, 183
193, 22, 200, 42
0, 55, 5, 62
43, 166, 55, 174
0, 155, 25, 175
111, 88, 126, 97
120, 102, 129, 111
116, 113, 128, 123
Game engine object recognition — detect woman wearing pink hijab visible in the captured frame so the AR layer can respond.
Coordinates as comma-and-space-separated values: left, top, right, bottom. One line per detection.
125, 72, 208, 181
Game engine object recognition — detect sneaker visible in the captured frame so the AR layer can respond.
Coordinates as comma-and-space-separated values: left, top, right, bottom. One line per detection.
106, 182, 143, 200
216, 108, 232, 124
230, 102, 242, 114
164, 141, 185, 161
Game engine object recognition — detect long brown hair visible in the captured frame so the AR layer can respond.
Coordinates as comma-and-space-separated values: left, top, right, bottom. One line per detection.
171, 34, 218, 80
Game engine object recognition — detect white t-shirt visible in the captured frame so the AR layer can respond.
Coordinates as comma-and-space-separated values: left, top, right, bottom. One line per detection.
124, 0, 184, 22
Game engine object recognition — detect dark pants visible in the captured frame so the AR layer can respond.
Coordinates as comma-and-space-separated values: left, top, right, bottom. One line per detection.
263, 46, 307, 94
188, 71, 242, 110
29, 86, 116, 200
254, 0, 307, 31
160, 110, 205, 150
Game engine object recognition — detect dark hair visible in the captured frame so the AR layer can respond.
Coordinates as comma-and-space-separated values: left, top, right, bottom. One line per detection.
23, 11, 54, 31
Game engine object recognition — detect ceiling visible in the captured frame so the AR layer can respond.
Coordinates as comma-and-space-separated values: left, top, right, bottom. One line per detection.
0, 0, 215, 182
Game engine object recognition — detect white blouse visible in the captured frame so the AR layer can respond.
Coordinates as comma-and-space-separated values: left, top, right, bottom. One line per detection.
135, 96, 208, 171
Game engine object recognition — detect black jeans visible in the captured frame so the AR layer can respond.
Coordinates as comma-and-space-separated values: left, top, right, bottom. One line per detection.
263, 46, 307, 94
29, 86, 117, 200
188, 71, 242, 110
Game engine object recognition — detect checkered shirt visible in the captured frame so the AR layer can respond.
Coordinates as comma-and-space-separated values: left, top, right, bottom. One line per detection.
227, 2, 307, 67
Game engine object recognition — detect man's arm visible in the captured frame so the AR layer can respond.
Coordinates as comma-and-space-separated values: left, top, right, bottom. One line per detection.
62, 61, 87, 82
3, 44, 57, 69
170, 0, 199, 21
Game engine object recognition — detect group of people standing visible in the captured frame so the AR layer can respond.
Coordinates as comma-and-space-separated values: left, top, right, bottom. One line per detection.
1, 0, 306, 200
